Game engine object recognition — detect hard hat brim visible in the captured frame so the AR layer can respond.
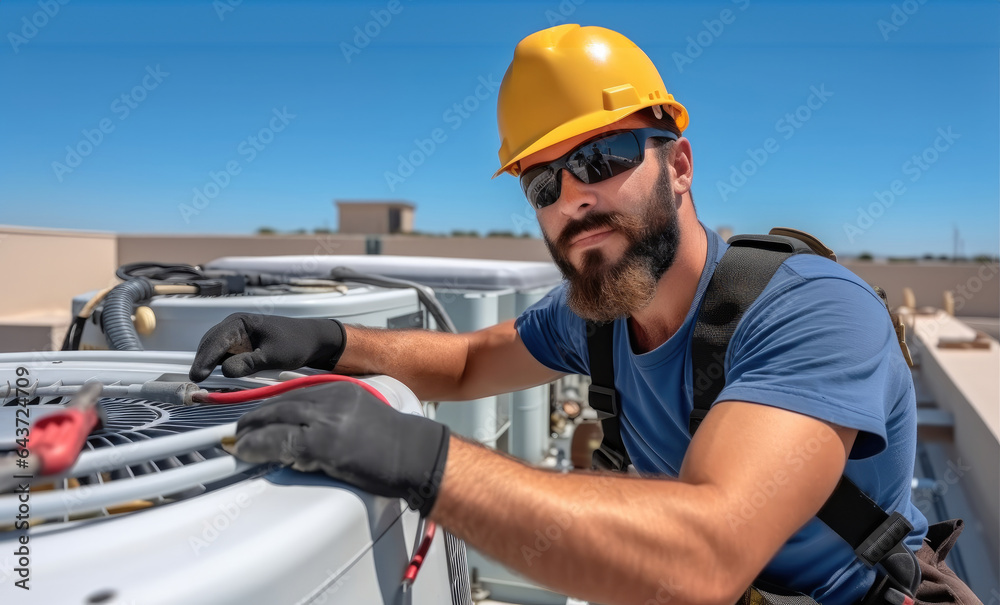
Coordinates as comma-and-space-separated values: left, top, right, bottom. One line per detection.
492, 99, 688, 179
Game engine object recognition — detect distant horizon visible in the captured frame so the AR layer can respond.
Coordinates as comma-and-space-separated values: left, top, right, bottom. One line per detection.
4, 219, 996, 262
1, 0, 997, 257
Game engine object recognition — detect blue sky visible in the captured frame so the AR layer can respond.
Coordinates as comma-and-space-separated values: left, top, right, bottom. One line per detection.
1, 0, 997, 256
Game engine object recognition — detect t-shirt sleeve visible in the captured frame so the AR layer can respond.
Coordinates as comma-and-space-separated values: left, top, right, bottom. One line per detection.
514, 283, 590, 375
716, 273, 900, 457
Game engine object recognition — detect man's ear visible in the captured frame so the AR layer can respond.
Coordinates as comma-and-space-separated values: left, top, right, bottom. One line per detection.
667, 137, 693, 196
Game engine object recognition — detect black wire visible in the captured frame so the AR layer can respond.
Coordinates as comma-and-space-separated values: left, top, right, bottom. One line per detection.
71, 317, 86, 350
60, 318, 78, 351
59, 323, 73, 351
116, 262, 206, 283
327, 267, 457, 333
59, 316, 88, 351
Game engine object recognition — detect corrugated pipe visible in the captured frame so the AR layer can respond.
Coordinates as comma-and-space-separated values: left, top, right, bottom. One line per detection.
100, 277, 156, 351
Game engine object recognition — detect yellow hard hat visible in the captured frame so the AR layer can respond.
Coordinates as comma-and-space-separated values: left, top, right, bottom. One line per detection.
493, 24, 689, 178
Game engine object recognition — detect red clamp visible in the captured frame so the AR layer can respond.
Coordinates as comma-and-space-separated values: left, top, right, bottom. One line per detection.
27, 382, 103, 476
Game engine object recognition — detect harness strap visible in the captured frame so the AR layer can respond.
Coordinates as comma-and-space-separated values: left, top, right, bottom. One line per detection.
586, 321, 631, 471
585, 231, 921, 599
820, 476, 921, 596
690, 241, 793, 433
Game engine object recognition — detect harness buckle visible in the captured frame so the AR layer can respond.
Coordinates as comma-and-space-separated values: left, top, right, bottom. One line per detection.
858, 513, 921, 605
689, 408, 709, 435
588, 384, 619, 420
592, 443, 627, 472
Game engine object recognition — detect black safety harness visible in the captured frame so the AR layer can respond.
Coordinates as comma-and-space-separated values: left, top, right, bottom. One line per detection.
586, 228, 920, 605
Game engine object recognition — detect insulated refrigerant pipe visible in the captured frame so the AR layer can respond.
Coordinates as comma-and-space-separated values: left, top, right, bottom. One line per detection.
99, 280, 198, 351
100, 277, 156, 351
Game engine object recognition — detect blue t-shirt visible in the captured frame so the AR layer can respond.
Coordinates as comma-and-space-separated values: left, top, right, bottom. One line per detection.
515, 222, 928, 604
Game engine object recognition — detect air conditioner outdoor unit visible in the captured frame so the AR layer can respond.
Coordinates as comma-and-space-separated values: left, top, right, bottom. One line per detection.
204, 255, 564, 461
0, 350, 470, 604
70, 283, 426, 352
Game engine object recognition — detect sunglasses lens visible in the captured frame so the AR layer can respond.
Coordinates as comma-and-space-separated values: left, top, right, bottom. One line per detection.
522, 167, 561, 209
520, 130, 657, 209
579, 132, 643, 179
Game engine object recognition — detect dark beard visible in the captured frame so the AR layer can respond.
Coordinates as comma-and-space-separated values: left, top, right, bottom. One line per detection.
543, 167, 681, 323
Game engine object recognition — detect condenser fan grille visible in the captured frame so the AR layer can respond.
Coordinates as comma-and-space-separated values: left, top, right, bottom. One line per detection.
0, 394, 264, 524
74, 398, 264, 496
92, 397, 260, 437
2, 395, 62, 407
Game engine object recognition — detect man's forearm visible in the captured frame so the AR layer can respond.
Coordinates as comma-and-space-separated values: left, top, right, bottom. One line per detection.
430, 437, 740, 605
334, 325, 471, 401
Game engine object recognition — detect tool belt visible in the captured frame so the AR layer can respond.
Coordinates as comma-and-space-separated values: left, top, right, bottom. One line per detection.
735, 520, 980, 605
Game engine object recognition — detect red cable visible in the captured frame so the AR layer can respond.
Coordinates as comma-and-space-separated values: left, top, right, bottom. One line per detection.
403, 520, 436, 586
205, 373, 437, 585
202, 373, 391, 405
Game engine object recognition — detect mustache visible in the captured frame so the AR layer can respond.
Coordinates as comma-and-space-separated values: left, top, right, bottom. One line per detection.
556, 212, 627, 249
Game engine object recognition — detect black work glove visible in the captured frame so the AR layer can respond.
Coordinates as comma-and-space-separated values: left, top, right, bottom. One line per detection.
227, 382, 450, 517
189, 313, 346, 382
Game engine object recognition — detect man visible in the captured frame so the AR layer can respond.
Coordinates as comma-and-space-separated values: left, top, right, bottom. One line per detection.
189, 25, 973, 605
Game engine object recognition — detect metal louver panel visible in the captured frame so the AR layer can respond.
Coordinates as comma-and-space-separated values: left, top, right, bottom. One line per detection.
445, 531, 473, 605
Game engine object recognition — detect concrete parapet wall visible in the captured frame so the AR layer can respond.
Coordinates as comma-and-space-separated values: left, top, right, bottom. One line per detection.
0, 225, 117, 318
0, 225, 117, 353
116, 234, 369, 267
911, 312, 999, 562
845, 261, 1000, 318
116, 234, 552, 266
379, 236, 550, 261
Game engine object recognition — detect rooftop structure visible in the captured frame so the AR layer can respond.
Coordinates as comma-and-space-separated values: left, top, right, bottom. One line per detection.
335, 199, 415, 235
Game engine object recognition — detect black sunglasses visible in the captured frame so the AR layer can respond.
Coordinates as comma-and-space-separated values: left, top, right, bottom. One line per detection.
519, 127, 678, 210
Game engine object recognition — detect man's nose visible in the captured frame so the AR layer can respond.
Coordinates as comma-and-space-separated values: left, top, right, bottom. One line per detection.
556, 169, 596, 216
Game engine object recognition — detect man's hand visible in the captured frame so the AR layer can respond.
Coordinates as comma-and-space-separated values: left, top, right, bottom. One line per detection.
189, 313, 346, 382
225, 381, 450, 516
